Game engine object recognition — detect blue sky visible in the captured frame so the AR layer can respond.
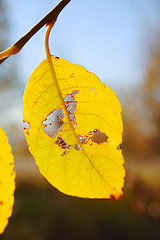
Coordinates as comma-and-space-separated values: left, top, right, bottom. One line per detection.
4, 0, 160, 92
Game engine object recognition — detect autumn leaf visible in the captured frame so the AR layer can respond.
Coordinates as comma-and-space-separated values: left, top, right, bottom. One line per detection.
0, 128, 15, 234
23, 56, 125, 199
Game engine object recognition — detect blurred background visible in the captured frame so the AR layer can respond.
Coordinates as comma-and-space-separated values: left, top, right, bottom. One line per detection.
1, 0, 160, 239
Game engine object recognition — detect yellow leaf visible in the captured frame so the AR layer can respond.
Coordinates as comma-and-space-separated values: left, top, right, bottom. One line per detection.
23, 57, 125, 199
0, 128, 15, 234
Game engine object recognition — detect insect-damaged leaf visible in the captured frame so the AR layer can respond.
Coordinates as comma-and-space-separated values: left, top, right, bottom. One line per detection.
23, 57, 125, 199
0, 128, 15, 234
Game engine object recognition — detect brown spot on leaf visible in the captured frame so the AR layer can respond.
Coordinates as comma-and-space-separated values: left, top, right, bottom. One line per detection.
0, 201, 3, 205
54, 57, 60, 64
91, 129, 108, 145
117, 194, 123, 200
110, 194, 116, 200
55, 136, 72, 149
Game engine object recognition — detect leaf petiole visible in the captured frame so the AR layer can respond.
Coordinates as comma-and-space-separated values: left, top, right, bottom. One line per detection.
44, 22, 80, 145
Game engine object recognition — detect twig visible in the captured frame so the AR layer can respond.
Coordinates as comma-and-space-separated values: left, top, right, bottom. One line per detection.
0, 0, 71, 65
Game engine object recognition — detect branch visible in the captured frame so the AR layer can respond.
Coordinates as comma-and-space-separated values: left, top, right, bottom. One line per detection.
0, 0, 71, 65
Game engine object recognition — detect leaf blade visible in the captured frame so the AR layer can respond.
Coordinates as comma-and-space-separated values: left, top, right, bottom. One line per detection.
23, 57, 125, 199
0, 128, 15, 234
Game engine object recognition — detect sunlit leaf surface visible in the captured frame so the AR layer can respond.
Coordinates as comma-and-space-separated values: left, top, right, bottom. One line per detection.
0, 128, 15, 234
23, 57, 125, 199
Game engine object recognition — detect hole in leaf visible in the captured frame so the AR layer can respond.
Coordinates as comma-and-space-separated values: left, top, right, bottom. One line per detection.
117, 143, 122, 150
64, 90, 79, 122
71, 90, 79, 96
69, 113, 75, 121
90, 88, 93, 93
66, 102, 76, 113
64, 94, 73, 102
88, 129, 98, 135
61, 151, 68, 157
77, 135, 90, 145
23, 121, 30, 130
42, 109, 64, 138
91, 129, 108, 145
74, 144, 82, 151
73, 122, 77, 128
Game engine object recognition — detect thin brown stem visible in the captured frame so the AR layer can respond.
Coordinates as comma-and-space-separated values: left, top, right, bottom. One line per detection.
0, 0, 71, 65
